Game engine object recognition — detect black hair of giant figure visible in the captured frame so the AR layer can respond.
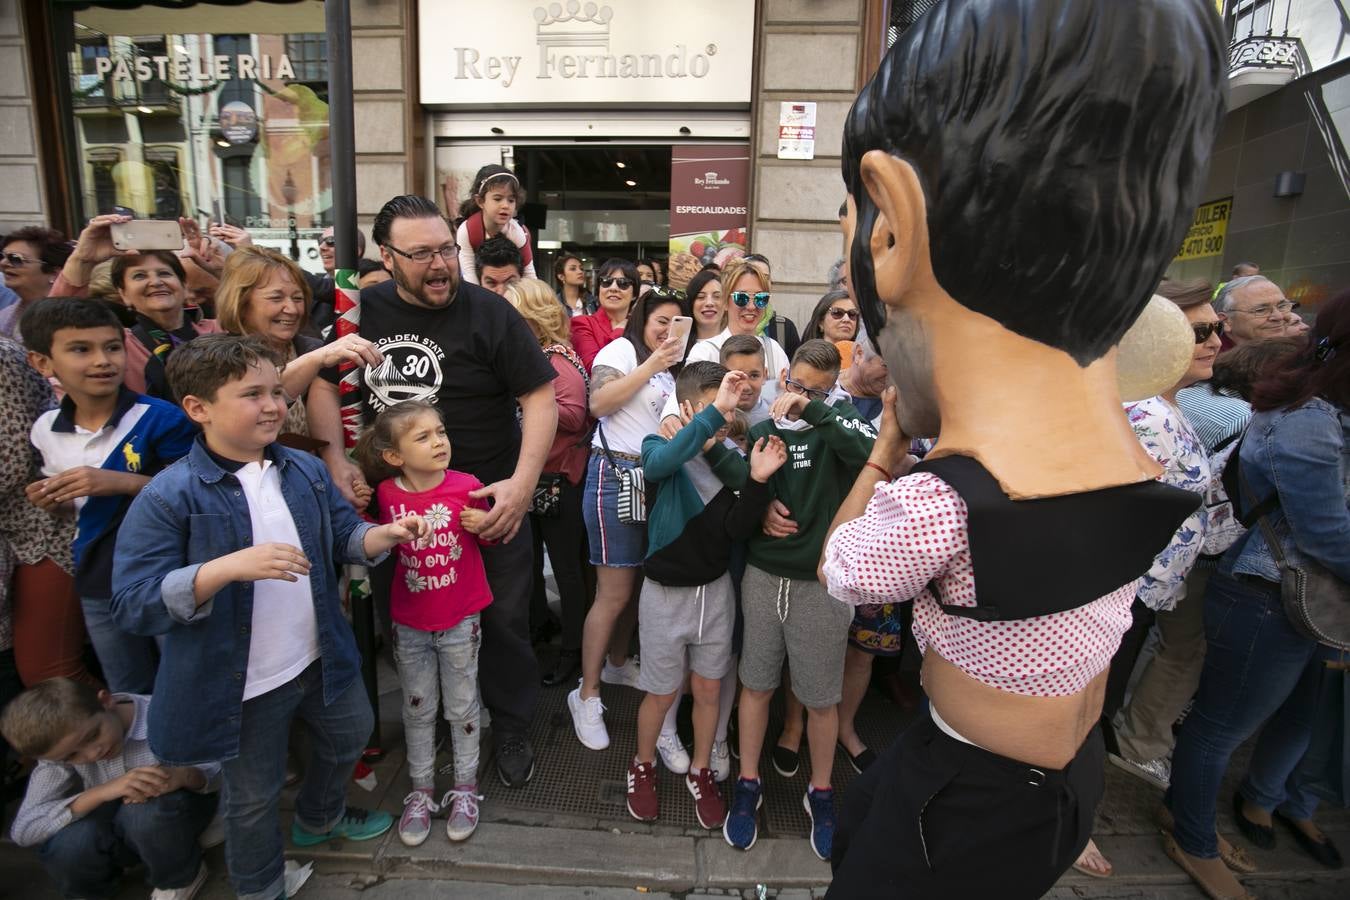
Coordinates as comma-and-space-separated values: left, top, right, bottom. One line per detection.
843, 0, 1227, 365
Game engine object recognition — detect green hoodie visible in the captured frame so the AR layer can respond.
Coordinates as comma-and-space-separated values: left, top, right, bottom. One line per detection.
706, 398, 876, 580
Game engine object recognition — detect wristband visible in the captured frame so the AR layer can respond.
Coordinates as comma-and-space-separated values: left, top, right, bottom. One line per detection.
863, 461, 892, 482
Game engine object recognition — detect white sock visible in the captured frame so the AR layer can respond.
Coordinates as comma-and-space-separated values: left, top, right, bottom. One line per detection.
715, 655, 738, 742
661, 683, 683, 738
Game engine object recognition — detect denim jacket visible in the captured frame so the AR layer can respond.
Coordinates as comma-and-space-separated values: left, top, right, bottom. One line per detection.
110, 437, 385, 765
1222, 396, 1350, 586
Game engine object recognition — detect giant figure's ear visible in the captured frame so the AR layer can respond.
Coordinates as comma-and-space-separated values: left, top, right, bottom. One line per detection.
859, 150, 929, 308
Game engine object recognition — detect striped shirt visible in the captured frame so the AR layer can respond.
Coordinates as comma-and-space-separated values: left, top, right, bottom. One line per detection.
1176, 384, 1252, 452
9, 694, 218, 847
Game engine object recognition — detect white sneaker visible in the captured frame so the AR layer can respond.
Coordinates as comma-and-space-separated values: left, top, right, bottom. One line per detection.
198, 812, 225, 849
601, 657, 641, 688
568, 685, 610, 750
151, 861, 208, 900
656, 731, 691, 774
711, 740, 732, 783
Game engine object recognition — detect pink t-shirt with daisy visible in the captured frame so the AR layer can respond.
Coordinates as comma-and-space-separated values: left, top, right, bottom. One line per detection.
377, 471, 493, 632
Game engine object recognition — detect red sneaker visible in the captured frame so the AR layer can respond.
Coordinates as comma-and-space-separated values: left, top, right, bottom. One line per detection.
686, 767, 726, 829
626, 758, 659, 822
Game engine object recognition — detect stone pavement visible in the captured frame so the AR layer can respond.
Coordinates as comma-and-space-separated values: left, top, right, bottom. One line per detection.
1, 651, 1346, 898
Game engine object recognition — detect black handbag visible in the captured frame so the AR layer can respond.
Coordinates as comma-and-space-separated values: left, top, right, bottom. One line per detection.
1240, 468, 1350, 650
529, 472, 564, 518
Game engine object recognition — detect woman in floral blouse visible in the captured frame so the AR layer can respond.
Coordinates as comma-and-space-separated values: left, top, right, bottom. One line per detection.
1076, 279, 1226, 878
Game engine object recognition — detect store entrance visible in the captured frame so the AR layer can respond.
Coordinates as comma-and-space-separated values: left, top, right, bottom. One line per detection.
437, 142, 673, 289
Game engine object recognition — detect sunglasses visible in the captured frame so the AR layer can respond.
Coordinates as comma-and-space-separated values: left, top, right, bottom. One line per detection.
827, 307, 860, 322
2, 252, 37, 267
647, 285, 686, 302
319, 237, 336, 247
784, 376, 830, 402
731, 291, 771, 309
599, 276, 633, 290
1192, 321, 1226, 343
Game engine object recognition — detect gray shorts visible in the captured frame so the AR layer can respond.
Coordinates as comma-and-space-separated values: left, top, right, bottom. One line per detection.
738, 562, 853, 708
636, 573, 736, 695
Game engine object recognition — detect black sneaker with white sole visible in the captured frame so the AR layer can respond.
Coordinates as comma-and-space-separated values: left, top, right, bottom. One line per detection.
496, 733, 535, 787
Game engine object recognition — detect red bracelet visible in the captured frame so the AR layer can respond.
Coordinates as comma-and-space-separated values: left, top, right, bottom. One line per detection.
864, 461, 891, 482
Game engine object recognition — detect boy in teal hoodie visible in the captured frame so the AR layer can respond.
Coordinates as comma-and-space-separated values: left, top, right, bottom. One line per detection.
711, 339, 876, 860
624, 363, 786, 831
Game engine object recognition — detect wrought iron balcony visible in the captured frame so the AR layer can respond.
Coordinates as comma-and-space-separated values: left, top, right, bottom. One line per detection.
1225, 0, 1310, 109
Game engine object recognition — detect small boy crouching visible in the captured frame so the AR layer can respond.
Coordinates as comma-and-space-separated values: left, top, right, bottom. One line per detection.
1, 678, 219, 900
626, 363, 785, 828
109, 335, 429, 900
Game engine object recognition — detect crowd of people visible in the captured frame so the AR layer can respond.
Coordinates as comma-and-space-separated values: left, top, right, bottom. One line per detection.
0, 120, 1345, 900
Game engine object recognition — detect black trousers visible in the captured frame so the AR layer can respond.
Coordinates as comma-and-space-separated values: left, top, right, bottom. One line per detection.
829, 713, 1104, 899
1101, 597, 1156, 751
529, 478, 589, 654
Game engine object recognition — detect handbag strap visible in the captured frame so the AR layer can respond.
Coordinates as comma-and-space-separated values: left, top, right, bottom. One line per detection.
1236, 459, 1292, 571
596, 421, 622, 470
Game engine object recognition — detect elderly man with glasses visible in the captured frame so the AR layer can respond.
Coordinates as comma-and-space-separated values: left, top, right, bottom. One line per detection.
1214, 275, 1301, 346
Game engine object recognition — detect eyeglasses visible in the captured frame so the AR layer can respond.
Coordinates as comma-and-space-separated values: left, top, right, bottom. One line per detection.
318, 237, 336, 248
1234, 300, 1298, 318
1192, 321, 1226, 343
647, 285, 686, 302
599, 276, 633, 290
384, 243, 456, 265
2, 252, 38, 267
731, 291, 771, 309
784, 376, 830, 402
827, 307, 860, 322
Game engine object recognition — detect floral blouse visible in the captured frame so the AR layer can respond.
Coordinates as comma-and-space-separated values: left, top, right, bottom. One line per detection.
1126, 396, 1210, 611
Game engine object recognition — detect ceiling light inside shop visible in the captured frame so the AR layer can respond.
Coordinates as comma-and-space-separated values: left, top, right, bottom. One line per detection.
616, 161, 626, 169
137, 105, 153, 114
215, 139, 230, 148
625, 180, 637, 187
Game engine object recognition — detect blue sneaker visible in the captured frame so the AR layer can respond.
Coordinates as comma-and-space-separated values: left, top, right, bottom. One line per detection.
723, 777, 763, 850
290, 806, 393, 847
803, 786, 835, 861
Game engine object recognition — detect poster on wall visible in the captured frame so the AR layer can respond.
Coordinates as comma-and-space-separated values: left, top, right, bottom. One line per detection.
777, 102, 817, 160
667, 144, 750, 290
1174, 196, 1233, 262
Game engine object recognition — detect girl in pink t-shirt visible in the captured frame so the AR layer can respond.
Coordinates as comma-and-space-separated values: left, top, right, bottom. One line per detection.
356, 400, 492, 847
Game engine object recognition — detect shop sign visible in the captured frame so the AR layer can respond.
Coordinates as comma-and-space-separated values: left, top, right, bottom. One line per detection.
419, 0, 754, 106
93, 52, 296, 84
777, 102, 817, 160
667, 145, 750, 289
1174, 197, 1232, 262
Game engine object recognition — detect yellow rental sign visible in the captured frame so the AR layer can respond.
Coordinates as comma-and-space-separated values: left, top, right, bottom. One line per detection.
1175, 197, 1233, 262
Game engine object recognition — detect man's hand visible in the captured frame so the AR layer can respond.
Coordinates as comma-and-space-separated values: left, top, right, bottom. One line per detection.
468, 478, 529, 543
324, 455, 368, 508
222, 543, 311, 583
208, 223, 253, 248
749, 435, 787, 483
103, 766, 171, 804
770, 391, 810, 422
763, 499, 798, 538
318, 334, 382, 370
714, 370, 747, 418
26, 468, 146, 509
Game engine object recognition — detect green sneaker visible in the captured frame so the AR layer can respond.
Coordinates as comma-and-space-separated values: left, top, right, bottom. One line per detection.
290, 806, 393, 846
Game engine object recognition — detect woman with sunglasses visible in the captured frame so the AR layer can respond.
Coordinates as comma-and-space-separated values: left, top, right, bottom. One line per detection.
569, 289, 690, 753
1165, 291, 1349, 899
571, 259, 639, 371
803, 289, 862, 370
1075, 279, 1227, 879
686, 258, 790, 401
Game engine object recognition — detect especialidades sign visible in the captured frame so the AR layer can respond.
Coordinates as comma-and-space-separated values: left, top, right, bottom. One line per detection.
418, 0, 754, 106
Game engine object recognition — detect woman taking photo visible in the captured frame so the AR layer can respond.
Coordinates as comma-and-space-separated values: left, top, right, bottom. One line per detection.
506, 278, 593, 688
571, 259, 639, 371
567, 289, 689, 751
215, 247, 379, 443
1166, 291, 1349, 900
555, 254, 596, 318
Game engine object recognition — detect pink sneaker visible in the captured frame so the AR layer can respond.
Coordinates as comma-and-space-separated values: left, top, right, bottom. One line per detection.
443, 784, 483, 842
397, 788, 437, 847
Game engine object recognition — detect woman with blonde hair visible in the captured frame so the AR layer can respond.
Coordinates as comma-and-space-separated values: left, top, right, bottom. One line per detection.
216, 246, 380, 439
506, 278, 593, 686
686, 257, 789, 397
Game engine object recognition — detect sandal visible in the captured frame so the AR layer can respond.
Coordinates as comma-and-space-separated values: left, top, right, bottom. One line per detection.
1162, 832, 1257, 900
1156, 804, 1257, 873
1072, 838, 1112, 878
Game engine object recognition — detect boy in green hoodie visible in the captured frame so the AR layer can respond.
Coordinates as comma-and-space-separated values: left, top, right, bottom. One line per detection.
624, 363, 786, 831
712, 339, 876, 860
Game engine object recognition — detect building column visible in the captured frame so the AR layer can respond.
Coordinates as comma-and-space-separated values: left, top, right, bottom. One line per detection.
0, 3, 51, 231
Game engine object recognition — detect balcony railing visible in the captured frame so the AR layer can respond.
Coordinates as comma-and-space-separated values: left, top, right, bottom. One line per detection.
1225, 0, 1310, 108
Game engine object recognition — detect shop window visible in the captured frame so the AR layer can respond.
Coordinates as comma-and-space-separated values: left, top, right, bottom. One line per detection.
89, 154, 120, 216
223, 156, 261, 223
146, 151, 183, 219
284, 34, 327, 89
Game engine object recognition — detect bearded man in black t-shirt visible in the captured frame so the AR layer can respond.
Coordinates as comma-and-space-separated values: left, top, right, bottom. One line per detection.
313, 195, 558, 787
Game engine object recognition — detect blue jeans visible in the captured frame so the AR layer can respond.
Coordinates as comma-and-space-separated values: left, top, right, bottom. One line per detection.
220, 661, 372, 900
81, 596, 159, 693
1166, 572, 1330, 858
393, 616, 482, 787
38, 789, 217, 899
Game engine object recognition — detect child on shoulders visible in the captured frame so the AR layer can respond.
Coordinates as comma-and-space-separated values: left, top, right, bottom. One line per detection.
356, 400, 494, 846
456, 164, 536, 285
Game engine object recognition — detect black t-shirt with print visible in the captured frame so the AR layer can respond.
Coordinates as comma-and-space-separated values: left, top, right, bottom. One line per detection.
321, 278, 556, 484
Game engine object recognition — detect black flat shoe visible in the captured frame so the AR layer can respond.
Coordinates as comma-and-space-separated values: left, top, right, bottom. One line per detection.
542, 650, 581, 687
1232, 793, 1276, 850
1273, 811, 1343, 869
838, 742, 876, 775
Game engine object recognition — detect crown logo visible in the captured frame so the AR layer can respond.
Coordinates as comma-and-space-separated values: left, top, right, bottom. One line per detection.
534, 2, 613, 52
